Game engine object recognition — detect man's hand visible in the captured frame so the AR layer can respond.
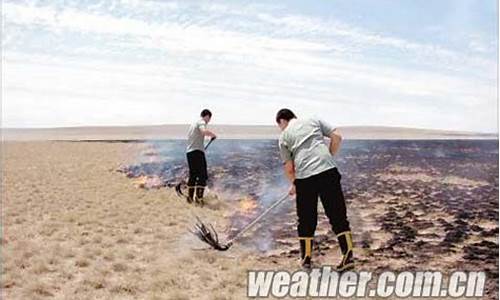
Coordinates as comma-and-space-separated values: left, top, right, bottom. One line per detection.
288, 184, 296, 196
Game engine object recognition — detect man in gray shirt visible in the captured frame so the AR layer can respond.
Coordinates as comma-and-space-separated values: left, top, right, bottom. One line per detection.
186, 109, 217, 205
277, 108, 354, 270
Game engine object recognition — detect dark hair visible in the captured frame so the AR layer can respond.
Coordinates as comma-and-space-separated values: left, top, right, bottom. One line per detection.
275, 108, 296, 123
200, 109, 212, 118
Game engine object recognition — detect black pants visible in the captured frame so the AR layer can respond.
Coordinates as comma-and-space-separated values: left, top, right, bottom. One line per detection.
187, 150, 208, 188
294, 168, 350, 238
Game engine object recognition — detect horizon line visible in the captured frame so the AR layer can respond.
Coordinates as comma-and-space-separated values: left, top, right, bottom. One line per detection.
1, 124, 498, 135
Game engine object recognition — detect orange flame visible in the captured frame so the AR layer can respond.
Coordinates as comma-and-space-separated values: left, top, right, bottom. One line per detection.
237, 196, 258, 214
134, 175, 163, 189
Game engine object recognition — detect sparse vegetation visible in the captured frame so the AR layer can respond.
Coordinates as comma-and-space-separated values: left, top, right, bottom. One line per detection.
1, 142, 264, 299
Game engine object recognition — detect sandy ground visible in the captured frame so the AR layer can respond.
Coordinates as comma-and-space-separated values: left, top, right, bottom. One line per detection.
1, 141, 497, 299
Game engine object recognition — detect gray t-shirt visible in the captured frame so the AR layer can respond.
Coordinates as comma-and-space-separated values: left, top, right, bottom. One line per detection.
186, 119, 207, 153
278, 118, 337, 179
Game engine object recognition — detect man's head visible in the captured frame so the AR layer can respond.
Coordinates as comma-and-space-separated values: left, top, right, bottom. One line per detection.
275, 108, 296, 131
201, 109, 212, 123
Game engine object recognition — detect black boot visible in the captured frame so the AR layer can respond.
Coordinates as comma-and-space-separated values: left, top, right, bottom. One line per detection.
299, 237, 313, 269
195, 186, 205, 206
336, 231, 354, 272
187, 186, 195, 204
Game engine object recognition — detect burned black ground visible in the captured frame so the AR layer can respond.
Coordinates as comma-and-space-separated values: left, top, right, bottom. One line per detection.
122, 139, 499, 297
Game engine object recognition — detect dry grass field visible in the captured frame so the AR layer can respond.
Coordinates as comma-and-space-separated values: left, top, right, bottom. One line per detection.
1, 141, 284, 300
2, 140, 498, 299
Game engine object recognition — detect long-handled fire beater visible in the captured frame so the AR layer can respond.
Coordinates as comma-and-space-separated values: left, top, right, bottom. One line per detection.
191, 193, 289, 251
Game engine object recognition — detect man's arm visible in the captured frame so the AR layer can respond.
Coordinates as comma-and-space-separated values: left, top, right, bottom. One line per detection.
284, 160, 296, 183
328, 129, 342, 155
283, 160, 296, 195
200, 128, 217, 138
318, 119, 341, 155
278, 136, 296, 195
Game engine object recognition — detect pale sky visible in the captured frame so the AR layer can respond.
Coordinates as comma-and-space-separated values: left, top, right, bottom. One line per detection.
2, 0, 498, 132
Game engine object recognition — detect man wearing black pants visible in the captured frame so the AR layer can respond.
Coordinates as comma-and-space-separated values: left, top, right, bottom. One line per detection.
186, 109, 216, 205
276, 108, 354, 270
